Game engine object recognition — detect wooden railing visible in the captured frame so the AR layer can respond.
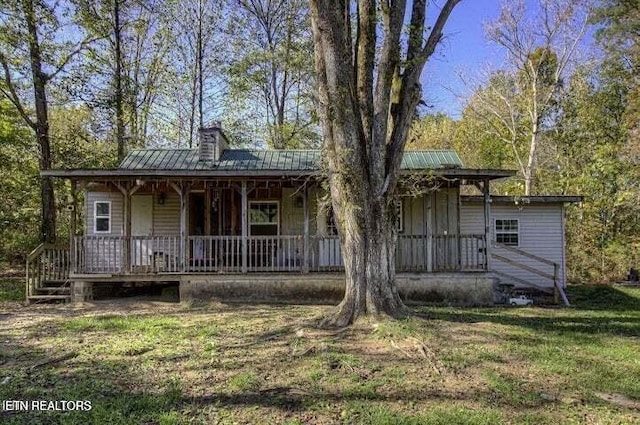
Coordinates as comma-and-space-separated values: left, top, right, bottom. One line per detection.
26, 243, 70, 298
491, 242, 569, 306
70, 233, 488, 275
132, 236, 181, 273
74, 236, 125, 273
433, 234, 487, 271
188, 236, 242, 272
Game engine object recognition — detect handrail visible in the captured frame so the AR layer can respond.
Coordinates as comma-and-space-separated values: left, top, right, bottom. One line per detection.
25, 243, 46, 299
491, 243, 555, 267
25, 243, 71, 300
491, 242, 569, 306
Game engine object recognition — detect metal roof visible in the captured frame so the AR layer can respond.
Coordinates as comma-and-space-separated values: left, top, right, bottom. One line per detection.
118, 149, 464, 171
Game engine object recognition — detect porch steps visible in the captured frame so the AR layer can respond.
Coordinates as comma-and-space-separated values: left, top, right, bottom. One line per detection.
27, 295, 71, 302
28, 279, 72, 303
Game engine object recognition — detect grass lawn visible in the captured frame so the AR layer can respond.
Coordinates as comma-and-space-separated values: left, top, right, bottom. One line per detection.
0, 285, 639, 424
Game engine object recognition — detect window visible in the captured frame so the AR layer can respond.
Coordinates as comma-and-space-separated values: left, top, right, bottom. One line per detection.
326, 209, 338, 236
396, 200, 404, 233
495, 219, 519, 246
249, 202, 279, 235
94, 201, 111, 233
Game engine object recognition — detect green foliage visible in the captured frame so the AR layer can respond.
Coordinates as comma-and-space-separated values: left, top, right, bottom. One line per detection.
0, 101, 116, 264
0, 279, 24, 301
0, 101, 40, 263
543, 60, 639, 282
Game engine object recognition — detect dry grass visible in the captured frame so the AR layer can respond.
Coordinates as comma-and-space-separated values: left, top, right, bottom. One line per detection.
0, 285, 639, 424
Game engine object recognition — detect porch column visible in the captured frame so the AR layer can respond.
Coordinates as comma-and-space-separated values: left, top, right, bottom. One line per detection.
302, 185, 310, 273
483, 178, 491, 271
241, 180, 248, 273
69, 180, 77, 274
425, 193, 433, 272
204, 184, 212, 235
116, 181, 143, 273
121, 185, 132, 273
169, 181, 190, 272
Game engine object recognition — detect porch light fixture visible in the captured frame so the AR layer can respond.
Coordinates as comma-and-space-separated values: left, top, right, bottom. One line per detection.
158, 192, 167, 205
294, 196, 304, 208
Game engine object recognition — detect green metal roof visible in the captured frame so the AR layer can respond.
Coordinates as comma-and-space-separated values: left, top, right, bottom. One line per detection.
119, 149, 464, 172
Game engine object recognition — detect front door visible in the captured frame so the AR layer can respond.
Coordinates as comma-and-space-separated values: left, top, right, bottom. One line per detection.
131, 195, 153, 266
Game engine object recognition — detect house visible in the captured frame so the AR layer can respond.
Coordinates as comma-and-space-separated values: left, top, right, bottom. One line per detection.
29, 124, 579, 305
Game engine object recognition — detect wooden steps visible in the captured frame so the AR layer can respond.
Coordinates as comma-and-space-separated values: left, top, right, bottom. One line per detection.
28, 279, 72, 303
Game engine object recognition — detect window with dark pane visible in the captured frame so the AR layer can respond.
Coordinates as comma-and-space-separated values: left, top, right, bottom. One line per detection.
495, 219, 519, 246
249, 202, 278, 236
95, 201, 111, 233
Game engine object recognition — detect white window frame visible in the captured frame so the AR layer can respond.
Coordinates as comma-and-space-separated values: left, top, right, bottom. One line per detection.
248, 201, 280, 236
495, 218, 519, 247
94, 201, 112, 234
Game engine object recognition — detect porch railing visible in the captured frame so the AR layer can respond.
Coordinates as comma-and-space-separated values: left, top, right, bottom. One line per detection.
72, 233, 487, 274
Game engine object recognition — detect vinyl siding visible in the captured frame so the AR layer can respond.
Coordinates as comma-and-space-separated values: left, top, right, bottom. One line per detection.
460, 202, 566, 288
85, 190, 124, 236
152, 192, 180, 235
83, 190, 125, 271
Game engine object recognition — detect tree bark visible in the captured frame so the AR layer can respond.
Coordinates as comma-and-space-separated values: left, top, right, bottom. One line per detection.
23, 0, 56, 243
310, 0, 461, 326
114, 0, 126, 160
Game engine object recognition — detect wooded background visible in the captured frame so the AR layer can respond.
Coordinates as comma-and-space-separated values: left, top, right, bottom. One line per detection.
1, 0, 637, 283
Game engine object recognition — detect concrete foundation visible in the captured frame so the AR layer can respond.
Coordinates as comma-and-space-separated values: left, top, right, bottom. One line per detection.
71, 281, 94, 302
179, 273, 496, 306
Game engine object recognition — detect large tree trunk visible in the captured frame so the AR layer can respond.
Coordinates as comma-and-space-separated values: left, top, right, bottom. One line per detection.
24, 0, 56, 243
310, 0, 461, 326
323, 172, 408, 327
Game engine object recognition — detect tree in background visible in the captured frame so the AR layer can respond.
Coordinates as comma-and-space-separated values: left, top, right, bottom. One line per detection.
551, 64, 639, 282
468, 0, 589, 195
0, 0, 94, 243
75, 0, 170, 156
593, 0, 640, 165
310, 0, 461, 325
227, 0, 318, 148
160, 0, 225, 147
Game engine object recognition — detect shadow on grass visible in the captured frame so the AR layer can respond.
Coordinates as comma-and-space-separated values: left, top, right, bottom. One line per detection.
413, 286, 640, 339
565, 285, 640, 311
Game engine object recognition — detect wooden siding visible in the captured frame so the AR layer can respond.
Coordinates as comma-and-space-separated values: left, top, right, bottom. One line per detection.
461, 202, 566, 288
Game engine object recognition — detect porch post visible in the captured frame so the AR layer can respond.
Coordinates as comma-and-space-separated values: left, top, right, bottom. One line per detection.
302, 185, 310, 273
425, 193, 433, 272
169, 181, 189, 272
69, 180, 77, 274
123, 185, 132, 273
241, 180, 248, 273
204, 184, 212, 235
483, 178, 491, 271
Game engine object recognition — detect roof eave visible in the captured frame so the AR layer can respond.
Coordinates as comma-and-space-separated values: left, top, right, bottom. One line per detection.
41, 167, 516, 180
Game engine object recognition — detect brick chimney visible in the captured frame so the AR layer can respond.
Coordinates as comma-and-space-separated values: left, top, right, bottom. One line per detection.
198, 121, 228, 161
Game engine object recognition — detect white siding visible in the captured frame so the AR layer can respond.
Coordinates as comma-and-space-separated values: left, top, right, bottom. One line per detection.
461, 202, 566, 289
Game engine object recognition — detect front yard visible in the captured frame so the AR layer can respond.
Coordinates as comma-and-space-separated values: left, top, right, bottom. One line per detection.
0, 283, 639, 424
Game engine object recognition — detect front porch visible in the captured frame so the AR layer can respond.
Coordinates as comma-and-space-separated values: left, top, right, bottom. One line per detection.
72, 233, 488, 275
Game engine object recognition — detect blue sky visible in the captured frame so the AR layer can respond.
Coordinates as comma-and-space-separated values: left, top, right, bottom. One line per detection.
421, 0, 598, 118
421, 1, 506, 118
